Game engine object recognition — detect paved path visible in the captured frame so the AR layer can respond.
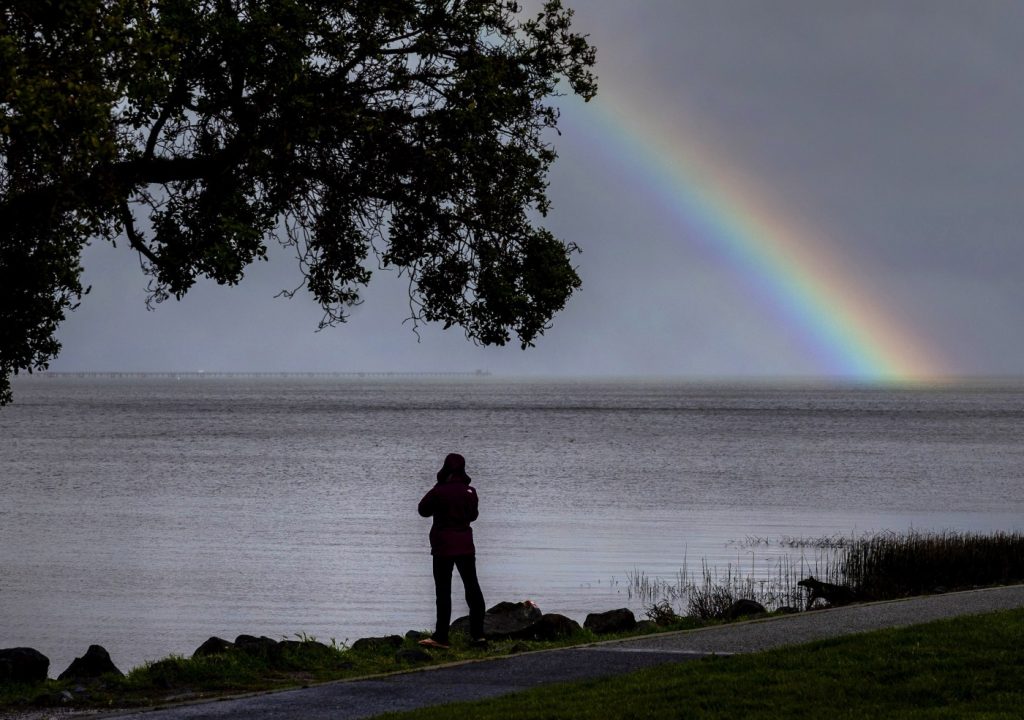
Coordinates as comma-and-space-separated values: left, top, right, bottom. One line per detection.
105, 585, 1024, 720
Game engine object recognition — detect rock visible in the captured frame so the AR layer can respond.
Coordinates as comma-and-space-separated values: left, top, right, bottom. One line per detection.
509, 614, 583, 641
451, 600, 543, 639
0, 647, 50, 685
278, 639, 333, 655
635, 620, 659, 632
584, 608, 637, 635
276, 640, 350, 670
351, 635, 403, 653
723, 599, 767, 620
58, 645, 123, 681
405, 630, 428, 641
395, 647, 431, 664
234, 635, 280, 658
193, 636, 235, 658
448, 616, 471, 636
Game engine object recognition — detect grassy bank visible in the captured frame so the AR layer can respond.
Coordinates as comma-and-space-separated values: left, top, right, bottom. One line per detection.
0, 619, 704, 712
374, 607, 1024, 720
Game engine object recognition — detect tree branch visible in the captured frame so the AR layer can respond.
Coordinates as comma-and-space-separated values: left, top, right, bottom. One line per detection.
119, 200, 160, 268
144, 74, 191, 160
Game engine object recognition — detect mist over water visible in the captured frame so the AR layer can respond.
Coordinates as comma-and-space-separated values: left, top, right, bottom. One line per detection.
2, 376, 1022, 673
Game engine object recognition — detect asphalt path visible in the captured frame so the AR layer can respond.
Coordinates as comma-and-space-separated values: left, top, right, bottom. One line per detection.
103, 585, 1024, 720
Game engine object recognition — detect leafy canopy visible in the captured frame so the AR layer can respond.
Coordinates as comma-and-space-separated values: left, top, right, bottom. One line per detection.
0, 0, 596, 404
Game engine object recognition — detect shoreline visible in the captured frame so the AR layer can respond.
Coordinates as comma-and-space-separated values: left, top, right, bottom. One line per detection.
7, 585, 1024, 720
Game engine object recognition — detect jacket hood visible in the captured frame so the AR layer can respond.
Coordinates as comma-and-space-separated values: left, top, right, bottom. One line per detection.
437, 452, 471, 484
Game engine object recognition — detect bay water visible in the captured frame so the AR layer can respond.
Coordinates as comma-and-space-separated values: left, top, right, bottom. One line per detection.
2, 376, 1022, 673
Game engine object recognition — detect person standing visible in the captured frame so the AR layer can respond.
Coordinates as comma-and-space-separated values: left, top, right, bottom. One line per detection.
417, 452, 486, 648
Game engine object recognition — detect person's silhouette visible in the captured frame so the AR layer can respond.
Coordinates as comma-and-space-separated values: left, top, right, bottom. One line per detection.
417, 453, 486, 648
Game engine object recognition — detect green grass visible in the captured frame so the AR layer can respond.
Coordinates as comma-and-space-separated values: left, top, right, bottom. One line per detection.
372, 608, 1024, 720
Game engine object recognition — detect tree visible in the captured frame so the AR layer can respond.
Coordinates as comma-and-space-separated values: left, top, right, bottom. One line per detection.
0, 0, 596, 404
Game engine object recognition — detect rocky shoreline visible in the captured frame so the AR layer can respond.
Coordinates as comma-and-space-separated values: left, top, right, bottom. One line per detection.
1, 596, 780, 699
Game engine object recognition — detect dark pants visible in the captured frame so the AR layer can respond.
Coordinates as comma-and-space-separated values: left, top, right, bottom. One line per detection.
432, 554, 485, 642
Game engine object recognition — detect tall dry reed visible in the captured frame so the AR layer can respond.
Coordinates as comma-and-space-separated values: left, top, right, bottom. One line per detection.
840, 530, 1024, 599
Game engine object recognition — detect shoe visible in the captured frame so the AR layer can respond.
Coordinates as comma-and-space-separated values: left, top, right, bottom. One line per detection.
417, 638, 450, 649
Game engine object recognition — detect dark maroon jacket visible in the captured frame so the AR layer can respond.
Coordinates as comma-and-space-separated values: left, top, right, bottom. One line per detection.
418, 475, 479, 556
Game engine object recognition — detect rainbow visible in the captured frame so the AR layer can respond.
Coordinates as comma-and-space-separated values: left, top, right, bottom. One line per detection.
562, 92, 948, 382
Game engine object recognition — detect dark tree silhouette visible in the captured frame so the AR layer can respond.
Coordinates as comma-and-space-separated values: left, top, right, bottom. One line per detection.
0, 0, 596, 404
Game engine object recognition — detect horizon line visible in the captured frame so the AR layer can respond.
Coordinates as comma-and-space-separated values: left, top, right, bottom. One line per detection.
23, 370, 1023, 386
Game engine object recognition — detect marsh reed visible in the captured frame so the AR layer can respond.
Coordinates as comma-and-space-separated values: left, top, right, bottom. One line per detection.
629, 530, 1024, 619
840, 530, 1024, 599
628, 554, 837, 618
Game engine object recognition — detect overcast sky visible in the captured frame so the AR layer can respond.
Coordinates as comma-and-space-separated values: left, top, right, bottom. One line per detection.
51, 1, 1024, 378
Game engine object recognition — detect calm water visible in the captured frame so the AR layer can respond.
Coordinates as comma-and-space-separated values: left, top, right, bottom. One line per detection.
2, 376, 1022, 673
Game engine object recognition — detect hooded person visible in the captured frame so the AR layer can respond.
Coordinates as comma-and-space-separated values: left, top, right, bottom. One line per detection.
417, 453, 486, 648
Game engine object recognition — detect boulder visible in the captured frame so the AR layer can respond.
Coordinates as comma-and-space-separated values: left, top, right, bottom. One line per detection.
58, 645, 123, 681
351, 635, 403, 653
509, 614, 583, 642
277, 640, 301, 655
193, 636, 235, 658
395, 647, 431, 665
275, 639, 348, 670
405, 630, 428, 641
451, 600, 542, 639
234, 635, 281, 661
723, 599, 767, 620
583, 608, 636, 635
278, 639, 333, 656
0, 647, 50, 685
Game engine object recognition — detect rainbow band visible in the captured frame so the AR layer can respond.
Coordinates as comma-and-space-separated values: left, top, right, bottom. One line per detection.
564, 96, 947, 382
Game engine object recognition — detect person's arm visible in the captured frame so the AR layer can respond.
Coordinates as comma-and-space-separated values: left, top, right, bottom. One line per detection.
418, 487, 436, 518
466, 486, 479, 523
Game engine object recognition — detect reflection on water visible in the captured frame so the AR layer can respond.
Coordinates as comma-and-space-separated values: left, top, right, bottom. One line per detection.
1, 377, 1022, 672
